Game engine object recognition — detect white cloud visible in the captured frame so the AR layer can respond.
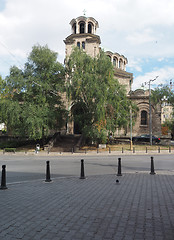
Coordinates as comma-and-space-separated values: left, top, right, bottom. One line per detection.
127, 57, 143, 72
133, 66, 174, 90
126, 29, 156, 45
0, 0, 174, 80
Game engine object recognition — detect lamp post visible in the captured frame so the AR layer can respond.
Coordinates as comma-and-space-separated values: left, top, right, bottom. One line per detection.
142, 76, 159, 146
129, 79, 133, 150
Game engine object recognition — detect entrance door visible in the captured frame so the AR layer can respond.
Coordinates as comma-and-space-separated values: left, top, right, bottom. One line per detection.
72, 103, 86, 134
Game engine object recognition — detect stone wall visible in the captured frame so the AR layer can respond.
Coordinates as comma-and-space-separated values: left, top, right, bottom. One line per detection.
128, 89, 162, 137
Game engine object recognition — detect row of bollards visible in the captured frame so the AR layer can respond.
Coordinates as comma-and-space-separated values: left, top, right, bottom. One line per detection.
107, 146, 172, 154
2, 146, 173, 155
0, 156, 157, 190
45, 146, 172, 154
116, 156, 156, 176
44, 159, 86, 182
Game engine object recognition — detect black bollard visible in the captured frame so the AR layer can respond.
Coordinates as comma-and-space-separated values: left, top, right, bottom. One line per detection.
117, 158, 122, 176
45, 161, 52, 182
133, 147, 135, 153
150, 156, 156, 175
122, 147, 124, 154
80, 159, 85, 179
0, 165, 8, 190
169, 146, 171, 153
146, 147, 148, 153
109, 147, 111, 154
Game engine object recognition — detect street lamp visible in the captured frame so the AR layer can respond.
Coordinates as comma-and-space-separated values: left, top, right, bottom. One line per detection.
142, 76, 159, 145
129, 79, 133, 150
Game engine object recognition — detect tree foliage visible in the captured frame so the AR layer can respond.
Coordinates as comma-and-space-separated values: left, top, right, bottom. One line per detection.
66, 48, 132, 143
0, 45, 67, 139
151, 85, 174, 136
151, 85, 172, 105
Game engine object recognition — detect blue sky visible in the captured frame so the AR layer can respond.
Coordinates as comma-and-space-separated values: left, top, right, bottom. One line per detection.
0, 0, 174, 90
0, 0, 5, 11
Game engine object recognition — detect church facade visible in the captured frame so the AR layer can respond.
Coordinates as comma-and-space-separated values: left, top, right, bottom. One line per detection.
63, 15, 161, 138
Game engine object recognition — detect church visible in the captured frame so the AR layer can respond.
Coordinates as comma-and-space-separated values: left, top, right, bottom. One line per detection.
63, 15, 161, 138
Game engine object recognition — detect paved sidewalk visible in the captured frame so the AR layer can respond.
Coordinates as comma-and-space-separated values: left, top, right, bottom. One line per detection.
0, 172, 174, 240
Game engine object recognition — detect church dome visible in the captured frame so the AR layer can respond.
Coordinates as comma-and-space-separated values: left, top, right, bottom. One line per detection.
70, 16, 99, 35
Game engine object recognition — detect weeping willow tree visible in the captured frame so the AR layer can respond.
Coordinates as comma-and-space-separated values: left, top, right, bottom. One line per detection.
0, 45, 67, 139
65, 48, 133, 143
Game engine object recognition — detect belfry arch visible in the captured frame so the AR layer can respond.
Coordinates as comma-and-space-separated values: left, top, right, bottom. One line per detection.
88, 22, 94, 33
72, 23, 76, 34
79, 21, 85, 34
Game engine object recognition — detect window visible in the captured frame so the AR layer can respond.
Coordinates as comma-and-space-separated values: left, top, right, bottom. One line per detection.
82, 41, 85, 49
107, 55, 111, 61
94, 47, 96, 57
80, 22, 85, 33
88, 23, 92, 33
77, 42, 80, 48
119, 59, 123, 69
141, 110, 147, 125
72, 23, 76, 34
113, 58, 116, 67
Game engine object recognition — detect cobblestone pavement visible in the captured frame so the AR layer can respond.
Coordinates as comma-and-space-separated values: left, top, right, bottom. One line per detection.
0, 172, 174, 240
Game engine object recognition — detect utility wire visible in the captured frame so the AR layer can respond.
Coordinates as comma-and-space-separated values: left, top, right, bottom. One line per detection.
0, 40, 24, 70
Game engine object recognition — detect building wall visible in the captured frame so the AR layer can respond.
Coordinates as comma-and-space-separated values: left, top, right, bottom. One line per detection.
65, 34, 100, 58
129, 90, 161, 137
161, 103, 173, 124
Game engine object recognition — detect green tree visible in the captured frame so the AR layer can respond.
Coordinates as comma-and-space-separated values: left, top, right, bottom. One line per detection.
151, 85, 174, 137
66, 48, 132, 143
151, 85, 172, 105
0, 45, 67, 139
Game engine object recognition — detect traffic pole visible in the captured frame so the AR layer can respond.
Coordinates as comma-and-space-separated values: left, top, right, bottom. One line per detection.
45, 161, 52, 182
0, 165, 8, 190
80, 159, 85, 179
117, 158, 122, 176
150, 156, 156, 175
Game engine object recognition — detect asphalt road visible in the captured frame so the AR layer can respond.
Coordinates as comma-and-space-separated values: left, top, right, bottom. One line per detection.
0, 154, 174, 184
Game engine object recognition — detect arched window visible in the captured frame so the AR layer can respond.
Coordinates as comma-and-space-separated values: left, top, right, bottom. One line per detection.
113, 58, 116, 67
72, 23, 76, 34
141, 110, 147, 125
82, 41, 85, 49
80, 22, 85, 34
88, 23, 92, 33
107, 55, 111, 61
77, 42, 80, 48
119, 59, 123, 69
123, 61, 126, 70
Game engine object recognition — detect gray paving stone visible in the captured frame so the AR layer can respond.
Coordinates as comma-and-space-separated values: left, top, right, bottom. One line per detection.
0, 173, 174, 239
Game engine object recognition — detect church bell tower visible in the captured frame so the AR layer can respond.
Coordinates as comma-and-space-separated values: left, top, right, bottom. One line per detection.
64, 16, 101, 58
